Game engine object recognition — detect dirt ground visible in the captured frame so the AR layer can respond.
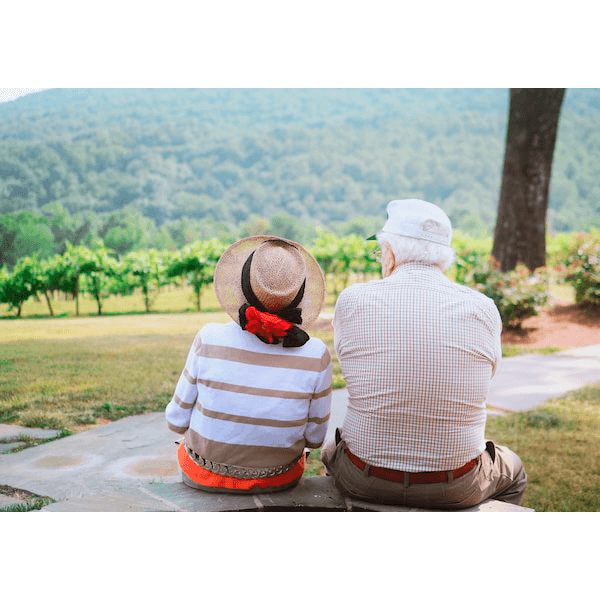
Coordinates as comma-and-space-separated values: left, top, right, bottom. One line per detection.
501, 301, 600, 348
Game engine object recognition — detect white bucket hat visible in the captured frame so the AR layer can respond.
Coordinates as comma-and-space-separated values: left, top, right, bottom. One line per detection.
368, 199, 452, 247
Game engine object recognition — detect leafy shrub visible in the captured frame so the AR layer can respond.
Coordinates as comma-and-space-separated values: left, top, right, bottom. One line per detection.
473, 261, 549, 329
559, 230, 600, 305
453, 244, 549, 328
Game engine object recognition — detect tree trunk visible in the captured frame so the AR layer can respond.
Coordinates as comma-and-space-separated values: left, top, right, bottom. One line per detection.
75, 274, 80, 316
492, 88, 565, 272
43, 290, 54, 317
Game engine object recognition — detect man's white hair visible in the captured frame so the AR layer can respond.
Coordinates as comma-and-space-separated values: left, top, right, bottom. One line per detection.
377, 231, 456, 271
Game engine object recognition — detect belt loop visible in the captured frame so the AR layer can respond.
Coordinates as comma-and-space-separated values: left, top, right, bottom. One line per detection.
364, 464, 371, 476
403, 472, 410, 488
447, 470, 454, 484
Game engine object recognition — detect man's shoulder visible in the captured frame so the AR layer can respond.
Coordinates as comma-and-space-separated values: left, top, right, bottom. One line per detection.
337, 279, 383, 301
449, 279, 498, 306
336, 274, 499, 317
447, 280, 502, 324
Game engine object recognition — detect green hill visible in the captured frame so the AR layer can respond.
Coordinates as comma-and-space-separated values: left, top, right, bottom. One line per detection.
1, 88, 599, 237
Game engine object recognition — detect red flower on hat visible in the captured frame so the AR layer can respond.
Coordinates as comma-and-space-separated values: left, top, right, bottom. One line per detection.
244, 306, 293, 343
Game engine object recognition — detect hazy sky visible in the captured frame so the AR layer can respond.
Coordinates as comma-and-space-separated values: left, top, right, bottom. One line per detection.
0, 88, 49, 103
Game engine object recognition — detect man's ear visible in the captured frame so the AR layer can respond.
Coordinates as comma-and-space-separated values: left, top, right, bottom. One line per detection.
381, 242, 395, 277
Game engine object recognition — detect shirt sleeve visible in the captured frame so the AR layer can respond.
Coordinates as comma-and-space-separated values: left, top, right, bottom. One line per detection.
487, 298, 503, 377
333, 288, 352, 361
165, 331, 201, 434
304, 346, 332, 448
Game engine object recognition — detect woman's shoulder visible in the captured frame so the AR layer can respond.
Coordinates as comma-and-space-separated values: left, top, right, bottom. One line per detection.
301, 335, 331, 360
196, 320, 238, 342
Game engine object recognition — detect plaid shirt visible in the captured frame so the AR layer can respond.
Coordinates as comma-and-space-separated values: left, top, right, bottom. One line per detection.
334, 263, 502, 472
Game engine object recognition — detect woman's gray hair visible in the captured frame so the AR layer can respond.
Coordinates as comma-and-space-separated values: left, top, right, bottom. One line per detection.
376, 231, 456, 271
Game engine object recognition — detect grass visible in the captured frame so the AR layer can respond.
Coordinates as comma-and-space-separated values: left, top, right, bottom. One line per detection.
485, 383, 600, 511
501, 346, 563, 358
304, 449, 324, 476
0, 485, 54, 512
0, 283, 341, 320
0, 432, 71, 453
0, 285, 223, 319
548, 281, 575, 304
0, 312, 230, 430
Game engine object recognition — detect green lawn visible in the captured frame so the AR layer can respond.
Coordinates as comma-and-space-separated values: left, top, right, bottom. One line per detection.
485, 384, 600, 511
0, 312, 229, 430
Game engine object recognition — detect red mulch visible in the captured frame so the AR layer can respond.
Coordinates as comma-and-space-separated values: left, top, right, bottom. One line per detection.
501, 302, 600, 348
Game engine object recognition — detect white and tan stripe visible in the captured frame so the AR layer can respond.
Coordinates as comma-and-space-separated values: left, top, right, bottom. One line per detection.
165, 320, 332, 470
195, 401, 330, 426
196, 342, 331, 372
196, 402, 309, 428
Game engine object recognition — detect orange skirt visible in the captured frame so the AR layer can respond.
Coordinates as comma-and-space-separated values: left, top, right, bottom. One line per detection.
177, 443, 305, 492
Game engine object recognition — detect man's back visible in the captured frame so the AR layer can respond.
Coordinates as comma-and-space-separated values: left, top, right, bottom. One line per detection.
334, 263, 502, 472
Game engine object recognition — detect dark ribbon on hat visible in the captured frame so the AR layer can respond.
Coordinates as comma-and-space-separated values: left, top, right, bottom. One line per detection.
238, 251, 310, 347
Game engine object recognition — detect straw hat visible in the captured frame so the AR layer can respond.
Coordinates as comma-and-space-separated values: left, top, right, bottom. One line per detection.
214, 236, 326, 328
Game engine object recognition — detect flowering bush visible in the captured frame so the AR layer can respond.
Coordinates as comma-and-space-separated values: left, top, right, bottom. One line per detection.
473, 260, 549, 329
560, 230, 600, 305
453, 247, 549, 329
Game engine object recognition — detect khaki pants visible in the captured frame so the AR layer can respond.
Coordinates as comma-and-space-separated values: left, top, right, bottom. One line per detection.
321, 429, 528, 510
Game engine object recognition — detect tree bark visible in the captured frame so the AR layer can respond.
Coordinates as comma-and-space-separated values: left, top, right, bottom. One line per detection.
43, 290, 54, 317
492, 88, 565, 272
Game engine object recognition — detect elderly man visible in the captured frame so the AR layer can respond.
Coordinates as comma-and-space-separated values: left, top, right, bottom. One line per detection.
322, 199, 527, 509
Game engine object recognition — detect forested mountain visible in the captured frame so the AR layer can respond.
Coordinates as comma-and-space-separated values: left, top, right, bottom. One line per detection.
1, 88, 599, 251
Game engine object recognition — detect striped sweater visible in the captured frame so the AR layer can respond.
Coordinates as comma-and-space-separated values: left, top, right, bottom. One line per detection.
166, 321, 332, 469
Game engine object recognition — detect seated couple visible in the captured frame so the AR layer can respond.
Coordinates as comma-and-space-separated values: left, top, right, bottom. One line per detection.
165, 200, 527, 509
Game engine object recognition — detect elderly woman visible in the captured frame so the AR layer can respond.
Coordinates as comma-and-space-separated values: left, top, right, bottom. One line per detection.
166, 236, 332, 493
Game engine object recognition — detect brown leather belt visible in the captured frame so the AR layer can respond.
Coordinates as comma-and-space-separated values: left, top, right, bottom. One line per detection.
345, 447, 479, 484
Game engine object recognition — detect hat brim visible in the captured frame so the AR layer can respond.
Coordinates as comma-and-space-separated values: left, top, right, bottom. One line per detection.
214, 236, 326, 329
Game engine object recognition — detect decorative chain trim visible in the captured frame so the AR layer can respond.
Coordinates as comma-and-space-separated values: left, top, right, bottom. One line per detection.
185, 443, 301, 480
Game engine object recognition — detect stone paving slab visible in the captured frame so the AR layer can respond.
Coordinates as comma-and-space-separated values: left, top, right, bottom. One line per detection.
146, 482, 262, 512
141, 477, 533, 512
0, 413, 181, 501
40, 487, 181, 512
0, 424, 63, 441
0, 442, 27, 453
487, 352, 600, 412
